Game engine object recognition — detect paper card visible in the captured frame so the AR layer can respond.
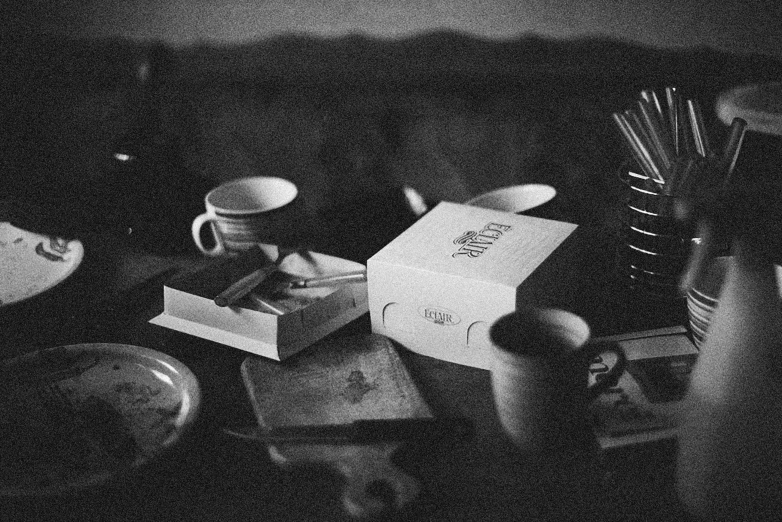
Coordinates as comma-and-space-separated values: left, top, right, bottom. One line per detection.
589, 327, 698, 449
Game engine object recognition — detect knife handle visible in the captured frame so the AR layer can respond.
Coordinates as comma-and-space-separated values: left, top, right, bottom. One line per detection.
269, 443, 419, 519
338, 445, 419, 518
352, 417, 474, 442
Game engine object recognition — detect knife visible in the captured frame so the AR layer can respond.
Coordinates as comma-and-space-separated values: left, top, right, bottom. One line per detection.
222, 417, 474, 444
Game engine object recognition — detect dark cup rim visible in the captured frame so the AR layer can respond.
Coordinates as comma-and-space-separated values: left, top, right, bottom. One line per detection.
206, 176, 299, 216
490, 308, 590, 358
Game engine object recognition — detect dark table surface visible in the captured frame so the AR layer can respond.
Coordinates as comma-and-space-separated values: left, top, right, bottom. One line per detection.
1, 189, 695, 522
5, 33, 756, 520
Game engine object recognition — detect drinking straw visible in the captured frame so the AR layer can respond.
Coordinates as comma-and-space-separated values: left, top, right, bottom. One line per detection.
721, 117, 747, 188
646, 91, 676, 156
664, 156, 697, 198
687, 99, 711, 157
677, 96, 698, 158
637, 99, 674, 172
665, 87, 680, 155
641, 89, 668, 131
612, 112, 665, 185
641, 89, 664, 118
625, 109, 670, 181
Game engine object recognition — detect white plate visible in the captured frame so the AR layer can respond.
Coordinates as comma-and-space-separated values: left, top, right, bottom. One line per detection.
465, 184, 556, 213
0, 222, 85, 307
0, 343, 201, 497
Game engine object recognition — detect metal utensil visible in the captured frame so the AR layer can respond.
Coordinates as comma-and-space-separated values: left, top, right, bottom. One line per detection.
222, 417, 474, 445
213, 246, 300, 307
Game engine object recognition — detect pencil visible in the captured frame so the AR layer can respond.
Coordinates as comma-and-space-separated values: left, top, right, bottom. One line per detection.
289, 271, 367, 289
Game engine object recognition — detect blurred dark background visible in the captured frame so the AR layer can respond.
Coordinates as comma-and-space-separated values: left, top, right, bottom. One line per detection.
2, 1, 782, 252
8, 1, 782, 59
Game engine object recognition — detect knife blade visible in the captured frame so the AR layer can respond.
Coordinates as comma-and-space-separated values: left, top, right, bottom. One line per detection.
223, 417, 474, 444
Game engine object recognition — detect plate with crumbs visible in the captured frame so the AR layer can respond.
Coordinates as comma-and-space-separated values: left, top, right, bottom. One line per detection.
0, 222, 84, 307
0, 343, 201, 497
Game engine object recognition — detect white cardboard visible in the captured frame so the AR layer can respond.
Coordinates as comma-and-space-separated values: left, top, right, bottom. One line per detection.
368, 202, 577, 369
150, 248, 368, 361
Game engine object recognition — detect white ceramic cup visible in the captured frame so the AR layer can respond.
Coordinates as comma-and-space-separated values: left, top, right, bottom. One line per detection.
489, 308, 626, 453
191, 177, 300, 256
465, 184, 556, 213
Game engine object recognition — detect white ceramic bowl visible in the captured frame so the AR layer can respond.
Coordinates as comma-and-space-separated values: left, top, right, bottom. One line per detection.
465, 184, 556, 214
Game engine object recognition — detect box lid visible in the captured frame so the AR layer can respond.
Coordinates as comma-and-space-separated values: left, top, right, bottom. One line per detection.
368, 202, 577, 288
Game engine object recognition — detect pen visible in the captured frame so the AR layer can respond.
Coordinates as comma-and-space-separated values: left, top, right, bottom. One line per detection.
214, 247, 301, 307
637, 99, 674, 172
214, 264, 278, 307
289, 271, 368, 289
249, 292, 286, 315
640, 89, 665, 122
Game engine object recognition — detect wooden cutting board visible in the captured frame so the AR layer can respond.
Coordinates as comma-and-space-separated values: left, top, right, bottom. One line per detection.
241, 334, 432, 518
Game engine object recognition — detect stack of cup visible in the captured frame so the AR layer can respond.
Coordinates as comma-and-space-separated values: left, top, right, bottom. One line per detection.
687, 256, 782, 349
686, 257, 726, 349
615, 165, 696, 299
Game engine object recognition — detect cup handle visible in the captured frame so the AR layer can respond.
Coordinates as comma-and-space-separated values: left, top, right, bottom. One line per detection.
191, 213, 226, 257
581, 341, 627, 402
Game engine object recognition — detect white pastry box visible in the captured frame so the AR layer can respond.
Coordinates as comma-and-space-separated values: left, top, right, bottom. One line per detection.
151, 245, 368, 361
367, 202, 577, 369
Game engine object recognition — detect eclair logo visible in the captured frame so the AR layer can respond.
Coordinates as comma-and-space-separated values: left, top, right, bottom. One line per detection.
419, 306, 461, 326
452, 222, 512, 258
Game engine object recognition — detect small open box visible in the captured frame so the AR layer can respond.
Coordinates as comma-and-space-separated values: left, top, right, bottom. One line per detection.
150, 245, 368, 360
368, 202, 577, 369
